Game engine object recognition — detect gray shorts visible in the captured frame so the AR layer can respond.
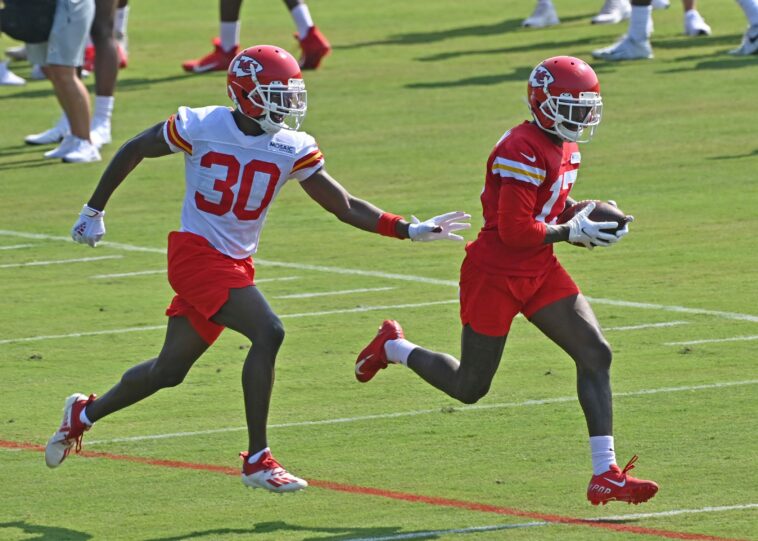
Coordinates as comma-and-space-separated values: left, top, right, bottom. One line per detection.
27, 0, 95, 67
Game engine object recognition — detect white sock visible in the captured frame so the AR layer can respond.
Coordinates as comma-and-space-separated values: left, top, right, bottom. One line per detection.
384, 338, 417, 366
220, 21, 241, 51
79, 407, 93, 427
629, 4, 653, 41
590, 435, 617, 475
737, 0, 758, 26
56, 111, 71, 132
290, 4, 314, 39
247, 447, 270, 464
114, 6, 130, 37
93, 95, 114, 125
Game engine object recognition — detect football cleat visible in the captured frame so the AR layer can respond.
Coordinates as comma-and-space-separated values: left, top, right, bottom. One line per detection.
522, 1, 560, 28
652, 0, 670, 9
355, 320, 404, 383
26, 119, 69, 146
684, 10, 711, 36
5, 44, 27, 61
61, 138, 102, 164
296, 26, 331, 70
43, 135, 78, 159
729, 24, 758, 55
0, 62, 25, 86
182, 37, 238, 73
587, 455, 659, 505
90, 121, 112, 149
592, 35, 653, 61
83, 43, 129, 72
45, 393, 96, 468
591, 0, 631, 25
240, 450, 308, 493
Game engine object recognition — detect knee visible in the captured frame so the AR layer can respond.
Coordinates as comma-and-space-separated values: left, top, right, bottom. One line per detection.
148, 362, 187, 389
578, 339, 613, 372
249, 316, 285, 349
454, 380, 491, 405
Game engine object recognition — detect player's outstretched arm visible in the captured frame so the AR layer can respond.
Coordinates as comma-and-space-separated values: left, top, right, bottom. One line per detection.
299, 168, 470, 241
71, 122, 173, 247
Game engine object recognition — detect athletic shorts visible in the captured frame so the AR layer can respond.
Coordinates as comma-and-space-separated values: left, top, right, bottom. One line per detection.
27, 0, 95, 67
459, 255, 580, 337
165, 231, 255, 345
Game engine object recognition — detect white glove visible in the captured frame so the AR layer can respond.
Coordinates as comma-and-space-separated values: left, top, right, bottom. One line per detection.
408, 211, 471, 242
566, 202, 618, 249
71, 204, 106, 247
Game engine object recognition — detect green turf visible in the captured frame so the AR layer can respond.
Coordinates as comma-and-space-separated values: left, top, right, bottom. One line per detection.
1, 0, 757, 539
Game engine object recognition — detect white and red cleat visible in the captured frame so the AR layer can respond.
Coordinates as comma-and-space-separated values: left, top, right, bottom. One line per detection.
45, 393, 96, 468
296, 26, 331, 70
587, 455, 659, 505
240, 450, 308, 493
182, 38, 238, 73
355, 320, 404, 383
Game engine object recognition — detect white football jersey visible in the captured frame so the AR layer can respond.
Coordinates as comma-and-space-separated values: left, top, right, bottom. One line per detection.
163, 106, 324, 258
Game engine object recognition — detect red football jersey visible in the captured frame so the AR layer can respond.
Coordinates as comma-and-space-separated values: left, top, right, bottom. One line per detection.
466, 122, 581, 276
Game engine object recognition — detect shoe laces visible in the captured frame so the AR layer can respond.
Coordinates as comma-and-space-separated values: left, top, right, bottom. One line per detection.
620, 454, 639, 477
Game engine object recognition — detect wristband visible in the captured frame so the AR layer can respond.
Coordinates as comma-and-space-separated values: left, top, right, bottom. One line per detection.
376, 212, 404, 239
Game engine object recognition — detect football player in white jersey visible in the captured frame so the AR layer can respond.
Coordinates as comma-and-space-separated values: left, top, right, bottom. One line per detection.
46, 44, 471, 493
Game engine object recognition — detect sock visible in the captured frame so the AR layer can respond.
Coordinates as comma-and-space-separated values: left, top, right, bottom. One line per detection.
290, 4, 314, 39
220, 21, 241, 52
93, 95, 114, 124
247, 447, 270, 464
629, 4, 653, 41
79, 407, 93, 427
384, 338, 417, 366
114, 6, 130, 38
737, 0, 758, 26
56, 111, 71, 132
590, 435, 617, 475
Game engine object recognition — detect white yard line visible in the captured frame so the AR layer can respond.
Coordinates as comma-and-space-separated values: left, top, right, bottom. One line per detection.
0, 325, 166, 345
2, 229, 757, 323
274, 287, 395, 299
92, 269, 166, 279
343, 504, 758, 541
665, 335, 758, 346
0, 244, 33, 250
84, 379, 758, 446
604, 321, 689, 331
0, 255, 122, 269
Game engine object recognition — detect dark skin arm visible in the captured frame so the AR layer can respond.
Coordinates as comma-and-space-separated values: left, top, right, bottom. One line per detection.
87, 122, 173, 211
299, 167, 412, 239
543, 196, 577, 244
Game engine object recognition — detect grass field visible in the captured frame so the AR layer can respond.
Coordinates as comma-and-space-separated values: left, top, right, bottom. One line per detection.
1, 0, 757, 539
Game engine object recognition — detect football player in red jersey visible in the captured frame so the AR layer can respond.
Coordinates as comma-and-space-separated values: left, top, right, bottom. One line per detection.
356, 56, 659, 505
182, 0, 331, 73
45, 45, 470, 492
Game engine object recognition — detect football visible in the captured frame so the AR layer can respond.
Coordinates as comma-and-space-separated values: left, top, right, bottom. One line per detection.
557, 200, 631, 246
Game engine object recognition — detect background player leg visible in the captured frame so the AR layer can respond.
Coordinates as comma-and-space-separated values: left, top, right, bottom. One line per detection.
403, 325, 506, 404
528, 294, 612, 436
86, 316, 210, 422
90, 0, 120, 149
211, 286, 285, 454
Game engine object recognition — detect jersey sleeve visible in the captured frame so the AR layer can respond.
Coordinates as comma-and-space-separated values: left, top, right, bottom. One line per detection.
289, 135, 324, 181
497, 182, 547, 248
490, 135, 546, 189
163, 106, 194, 155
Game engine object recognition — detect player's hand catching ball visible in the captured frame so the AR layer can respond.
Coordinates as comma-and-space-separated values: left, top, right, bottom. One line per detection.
71, 204, 106, 247
565, 202, 619, 249
408, 211, 471, 242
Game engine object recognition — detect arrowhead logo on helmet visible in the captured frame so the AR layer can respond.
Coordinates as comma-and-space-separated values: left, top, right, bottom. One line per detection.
231, 56, 264, 77
529, 65, 555, 89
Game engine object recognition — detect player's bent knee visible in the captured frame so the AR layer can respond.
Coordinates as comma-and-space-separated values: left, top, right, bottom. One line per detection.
579, 339, 612, 372
148, 363, 189, 389
454, 381, 491, 404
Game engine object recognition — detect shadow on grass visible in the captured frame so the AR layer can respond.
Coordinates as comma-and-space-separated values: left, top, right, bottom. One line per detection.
0, 521, 92, 540
0, 157, 60, 171
706, 148, 758, 160
335, 15, 589, 50
145, 521, 414, 541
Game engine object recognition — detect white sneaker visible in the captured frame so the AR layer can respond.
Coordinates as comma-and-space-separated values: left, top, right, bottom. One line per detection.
61, 138, 102, 163
729, 24, 758, 55
652, 0, 670, 9
45, 393, 95, 468
684, 10, 711, 36
592, 34, 653, 61
5, 44, 27, 61
592, 0, 631, 25
30, 64, 46, 80
522, 1, 560, 28
44, 135, 78, 159
240, 450, 308, 493
90, 122, 112, 150
0, 62, 25, 86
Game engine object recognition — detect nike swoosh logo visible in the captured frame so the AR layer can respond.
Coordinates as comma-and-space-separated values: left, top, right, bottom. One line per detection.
355, 354, 373, 375
192, 64, 219, 73
603, 477, 626, 487
520, 152, 537, 163
749, 32, 758, 44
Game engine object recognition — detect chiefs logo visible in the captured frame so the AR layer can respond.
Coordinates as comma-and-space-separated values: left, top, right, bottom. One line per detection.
231, 55, 263, 77
529, 65, 554, 89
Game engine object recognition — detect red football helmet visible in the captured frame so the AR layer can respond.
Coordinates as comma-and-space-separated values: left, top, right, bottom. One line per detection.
227, 45, 307, 134
527, 56, 602, 143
